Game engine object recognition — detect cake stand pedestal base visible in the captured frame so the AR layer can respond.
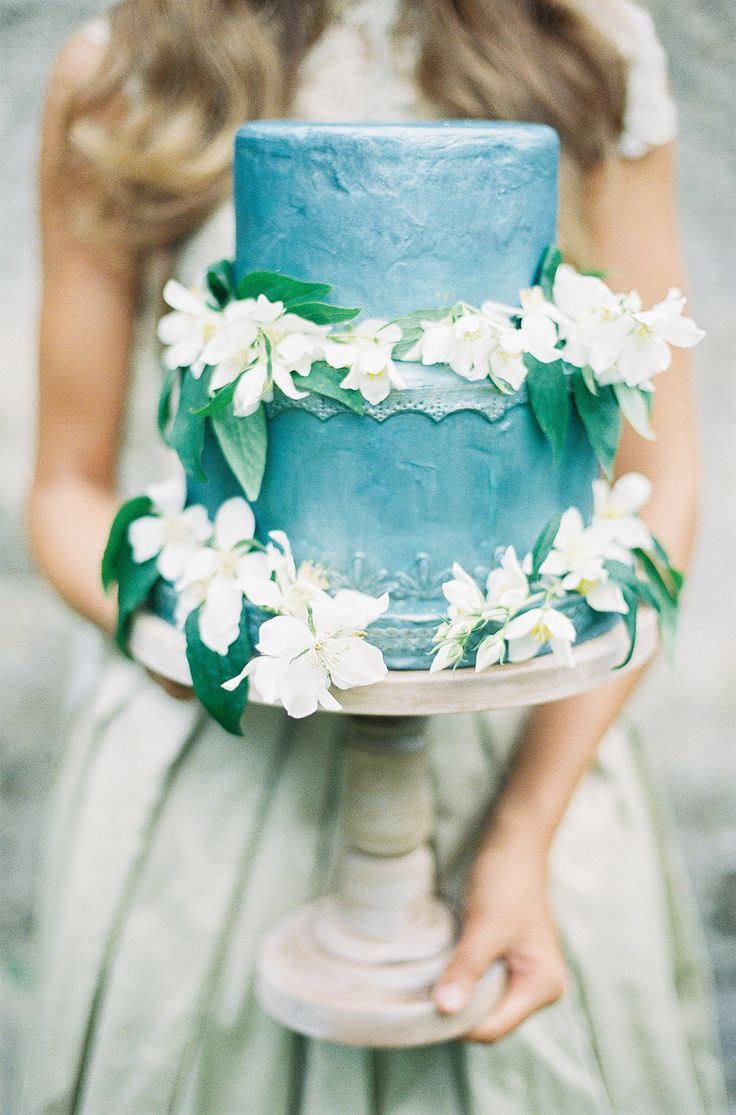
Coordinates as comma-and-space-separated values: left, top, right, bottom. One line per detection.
130, 608, 657, 1047
256, 714, 504, 1047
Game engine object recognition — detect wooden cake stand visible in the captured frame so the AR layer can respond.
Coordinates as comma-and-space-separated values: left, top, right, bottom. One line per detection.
131, 608, 658, 1047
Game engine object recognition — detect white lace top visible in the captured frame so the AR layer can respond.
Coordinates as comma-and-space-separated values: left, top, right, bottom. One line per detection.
86, 0, 677, 157
296, 0, 677, 156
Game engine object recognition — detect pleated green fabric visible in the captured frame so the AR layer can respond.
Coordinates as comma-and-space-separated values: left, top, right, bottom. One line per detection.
22, 655, 727, 1115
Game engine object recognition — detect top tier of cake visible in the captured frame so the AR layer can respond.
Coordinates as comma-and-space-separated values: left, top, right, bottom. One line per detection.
234, 121, 559, 317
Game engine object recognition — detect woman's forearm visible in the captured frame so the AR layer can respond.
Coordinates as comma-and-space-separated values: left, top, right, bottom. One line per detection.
487, 453, 698, 859
26, 477, 119, 633
487, 670, 645, 855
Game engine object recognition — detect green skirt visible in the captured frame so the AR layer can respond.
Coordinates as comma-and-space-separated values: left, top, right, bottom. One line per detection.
23, 655, 727, 1114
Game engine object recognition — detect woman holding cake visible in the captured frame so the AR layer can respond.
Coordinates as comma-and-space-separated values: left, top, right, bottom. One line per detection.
24, 1, 726, 1113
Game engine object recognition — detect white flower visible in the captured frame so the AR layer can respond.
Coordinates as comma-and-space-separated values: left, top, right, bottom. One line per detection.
443, 563, 487, 616
238, 530, 328, 617
444, 313, 499, 381
157, 280, 223, 376
200, 295, 327, 416
430, 640, 464, 673
407, 312, 497, 382
175, 498, 268, 655
128, 472, 212, 582
433, 548, 533, 674
505, 605, 577, 666
551, 265, 627, 375
223, 591, 389, 718
324, 320, 405, 404
539, 508, 627, 614
517, 287, 562, 364
202, 299, 264, 399
485, 546, 531, 611
487, 330, 530, 392
551, 266, 704, 388
592, 473, 653, 559
474, 632, 506, 671
270, 321, 325, 400
598, 289, 705, 388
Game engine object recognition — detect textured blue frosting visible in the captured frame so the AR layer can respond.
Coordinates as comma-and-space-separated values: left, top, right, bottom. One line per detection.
181, 121, 612, 669
234, 121, 559, 315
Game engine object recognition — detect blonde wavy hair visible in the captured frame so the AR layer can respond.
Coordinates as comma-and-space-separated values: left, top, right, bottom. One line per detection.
61, 0, 627, 260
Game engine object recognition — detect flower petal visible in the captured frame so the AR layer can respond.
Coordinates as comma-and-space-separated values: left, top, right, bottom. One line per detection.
475, 634, 504, 671
256, 614, 313, 660
199, 572, 244, 655
328, 637, 388, 689
214, 497, 256, 553
128, 516, 165, 564
430, 642, 463, 673
157, 540, 197, 583
280, 656, 330, 719
162, 280, 208, 316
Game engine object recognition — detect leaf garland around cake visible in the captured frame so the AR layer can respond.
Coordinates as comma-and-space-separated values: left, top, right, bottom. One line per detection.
157, 249, 703, 499
103, 469, 682, 727
157, 263, 364, 499
431, 473, 683, 675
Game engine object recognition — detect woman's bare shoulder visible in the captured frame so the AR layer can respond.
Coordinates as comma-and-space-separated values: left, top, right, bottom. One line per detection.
45, 19, 109, 115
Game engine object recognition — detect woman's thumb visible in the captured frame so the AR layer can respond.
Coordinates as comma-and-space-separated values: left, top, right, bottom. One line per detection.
433, 916, 505, 1014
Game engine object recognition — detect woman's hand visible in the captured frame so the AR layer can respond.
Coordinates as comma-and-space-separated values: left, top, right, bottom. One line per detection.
433, 829, 567, 1043
146, 670, 195, 701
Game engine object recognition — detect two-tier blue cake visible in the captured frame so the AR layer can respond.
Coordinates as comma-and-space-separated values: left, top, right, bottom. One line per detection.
185, 121, 611, 668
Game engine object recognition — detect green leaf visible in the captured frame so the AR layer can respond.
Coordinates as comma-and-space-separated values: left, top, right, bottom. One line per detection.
169, 369, 212, 481
604, 560, 659, 610
650, 534, 684, 593
579, 267, 608, 280
580, 364, 599, 395
615, 587, 640, 670
536, 245, 562, 301
634, 548, 680, 606
292, 303, 360, 326
191, 374, 242, 417
613, 383, 655, 440
571, 371, 621, 479
391, 308, 452, 360
157, 367, 177, 442
633, 548, 681, 663
185, 601, 251, 735
211, 404, 268, 501
101, 495, 153, 592
116, 550, 160, 654
292, 361, 365, 414
525, 356, 570, 459
206, 259, 235, 308
236, 271, 332, 307
531, 510, 563, 579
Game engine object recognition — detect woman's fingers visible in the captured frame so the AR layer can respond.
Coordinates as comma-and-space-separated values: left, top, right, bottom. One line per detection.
465, 952, 567, 1043
433, 914, 506, 1014
146, 669, 195, 701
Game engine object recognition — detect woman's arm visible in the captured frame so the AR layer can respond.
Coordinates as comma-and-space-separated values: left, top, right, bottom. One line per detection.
27, 32, 139, 633
434, 142, 700, 1039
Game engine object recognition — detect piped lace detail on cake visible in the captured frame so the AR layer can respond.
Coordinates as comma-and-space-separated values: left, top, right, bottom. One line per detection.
267, 382, 530, 424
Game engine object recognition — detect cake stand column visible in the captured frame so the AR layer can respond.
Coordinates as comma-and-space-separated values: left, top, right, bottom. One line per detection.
256, 714, 505, 1047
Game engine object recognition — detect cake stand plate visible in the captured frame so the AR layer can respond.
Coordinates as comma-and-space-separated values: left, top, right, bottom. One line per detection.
129, 607, 658, 715
129, 608, 658, 1047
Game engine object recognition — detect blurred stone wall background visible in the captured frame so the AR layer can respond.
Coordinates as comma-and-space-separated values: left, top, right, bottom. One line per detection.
0, 0, 734, 1110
